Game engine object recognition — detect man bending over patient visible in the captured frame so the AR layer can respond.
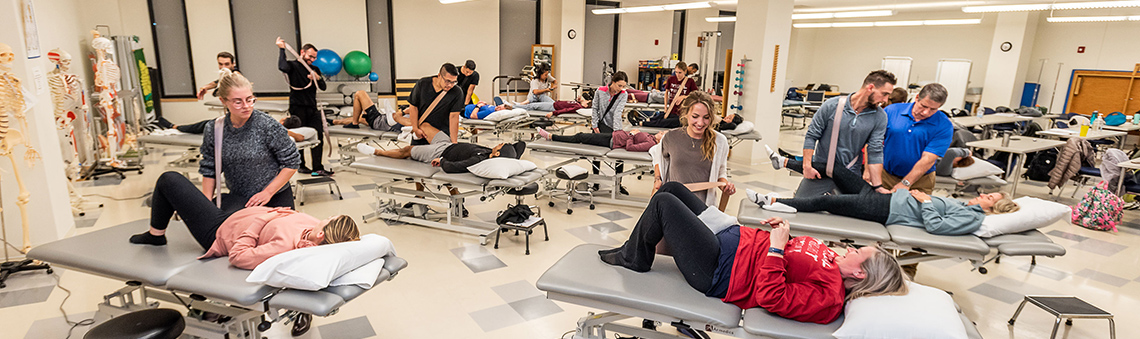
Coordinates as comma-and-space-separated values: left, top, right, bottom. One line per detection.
331, 90, 412, 131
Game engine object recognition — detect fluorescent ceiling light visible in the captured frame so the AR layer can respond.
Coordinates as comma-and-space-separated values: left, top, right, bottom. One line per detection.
592, 1, 711, 15
832, 22, 875, 27
791, 13, 834, 20
705, 16, 737, 22
792, 10, 894, 20
663, 1, 712, 10
439, 0, 472, 3
964, 1, 1140, 13
1046, 15, 1137, 22
875, 20, 925, 27
795, 1, 983, 13
924, 18, 982, 25
625, 6, 664, 13
796, 18, 982, 28
592, 8, 625, 14
793, 23, 833, 28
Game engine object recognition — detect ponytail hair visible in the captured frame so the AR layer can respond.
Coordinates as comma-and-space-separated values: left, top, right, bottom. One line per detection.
216, 68, 252, 99
678, 91, 720, 161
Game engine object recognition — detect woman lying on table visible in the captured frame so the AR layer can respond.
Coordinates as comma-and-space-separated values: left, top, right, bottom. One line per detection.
534, 127, 664, 152
600, 182, 908, 324
750, 150, 1019, 235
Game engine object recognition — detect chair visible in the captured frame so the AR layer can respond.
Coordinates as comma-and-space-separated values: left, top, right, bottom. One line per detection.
1054, 166, 1101, 198
548, 166, 594, 214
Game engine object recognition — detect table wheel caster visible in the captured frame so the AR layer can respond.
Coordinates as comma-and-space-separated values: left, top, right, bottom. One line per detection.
567, 209, 573, 214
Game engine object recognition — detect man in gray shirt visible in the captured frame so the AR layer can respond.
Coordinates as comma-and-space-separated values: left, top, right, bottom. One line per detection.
796, 70, 896, 197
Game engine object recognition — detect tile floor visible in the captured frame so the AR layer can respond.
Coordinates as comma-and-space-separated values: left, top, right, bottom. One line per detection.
0, 127, 1136, 339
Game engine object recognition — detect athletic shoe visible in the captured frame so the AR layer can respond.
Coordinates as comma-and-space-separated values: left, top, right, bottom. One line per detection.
312, 169, 334, 177
765, 144, 786, 170
299, 166, 312, 174
745, 189, 766, 206
357, 144, 377, 156
762, 201, 797, 214
536, 127, 552, 141
344, 123, 360, 129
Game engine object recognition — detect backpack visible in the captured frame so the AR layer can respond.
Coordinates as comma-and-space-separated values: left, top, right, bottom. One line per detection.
1022, 148, 1057, 181
1071, 181, 1121, 232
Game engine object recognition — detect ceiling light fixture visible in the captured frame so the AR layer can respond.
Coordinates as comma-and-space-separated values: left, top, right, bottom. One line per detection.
1046, 15, 1140, 22
705, 16, 737, 22
793, 18, 982, 28
794, 1, 983, 13
791, 10, 894, 20
963, 1, 1140, 13
591, 1, 712, 15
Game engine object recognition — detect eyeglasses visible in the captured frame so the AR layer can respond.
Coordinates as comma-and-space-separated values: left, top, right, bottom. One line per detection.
227, 97, 257, 108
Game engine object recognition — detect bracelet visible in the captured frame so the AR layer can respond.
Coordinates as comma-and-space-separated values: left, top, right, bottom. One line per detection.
768, 247, 785, 256
870, 185, 882, 189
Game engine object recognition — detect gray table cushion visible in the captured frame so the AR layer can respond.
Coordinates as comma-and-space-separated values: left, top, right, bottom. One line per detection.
728, 130, 762, 141
269, 256, 407, 316
527, 110, 553, 117
319, 256, 408, 302
530, 140, 611, 157
296, 139, 319, 149
488, 169, 547, 188
537, 244, 743, 327
737, 200, 891, 244
27, 219, 205, 287
742, 308, 842, 339
350, 157, 440, 177
327, 125, 395, 139
634, 126, 670, 134
432, 172, 491, 186
139, 134, 205, 148
997, 243, 1067, 257
605, 149, 652, 162
165, 258, 279, 306
886, 225, 991, 255
981, 229, 1051, 247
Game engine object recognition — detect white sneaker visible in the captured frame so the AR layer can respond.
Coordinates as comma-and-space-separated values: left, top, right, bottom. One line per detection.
765, 144, 785, 170
745, 189, 765, 206
762, 202, 798, 214
357, 143, 377, 156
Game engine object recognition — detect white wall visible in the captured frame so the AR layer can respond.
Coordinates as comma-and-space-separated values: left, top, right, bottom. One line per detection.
185, 0, 233, 95
557, 0, 584, 99
981, 12, 1039, 108
541, 0, 562, 45
392, 0, 499, 102
0, 0, 81, 244
682, 8, 718, 66
1029, 19, 1140, 113
299, 0, 370, 70
614, 10, 675, 81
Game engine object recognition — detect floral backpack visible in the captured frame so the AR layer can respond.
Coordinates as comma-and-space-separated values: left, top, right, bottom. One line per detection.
1071, 181, 1121, 232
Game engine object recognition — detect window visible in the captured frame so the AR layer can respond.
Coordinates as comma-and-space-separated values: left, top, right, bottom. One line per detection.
230, 0, 300, 96
148, 0, 196, 97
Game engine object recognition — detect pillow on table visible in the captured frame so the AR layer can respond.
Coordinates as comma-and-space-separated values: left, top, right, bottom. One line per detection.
468, 158, 538, 179
732, 121, 755, 134
247, 234, 396, 291
833, 281, 968, 339
974, 196, 1070, 238
951, 157, 1004, 180
484, 108, 527, 122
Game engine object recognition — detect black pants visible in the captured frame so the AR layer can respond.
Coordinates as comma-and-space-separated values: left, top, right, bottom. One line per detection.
150, 171, 294, 249
587, 124, 623, 175
176, 119, 211, 134
552, 132, 611, 148
614, 182, 720, 293
779, 160, 892, 224
291, 106, 325, 171
642, 115, 681, 128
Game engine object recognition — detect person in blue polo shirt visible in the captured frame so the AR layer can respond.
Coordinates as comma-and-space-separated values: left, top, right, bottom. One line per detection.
881, 83, 953, 194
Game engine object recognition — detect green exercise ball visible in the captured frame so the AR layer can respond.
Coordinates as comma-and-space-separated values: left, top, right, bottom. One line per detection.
342, 51, 372, 78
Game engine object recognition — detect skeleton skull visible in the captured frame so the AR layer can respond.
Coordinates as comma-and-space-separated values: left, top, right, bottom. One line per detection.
0, 43, 14, 66
48, 48, 72, 71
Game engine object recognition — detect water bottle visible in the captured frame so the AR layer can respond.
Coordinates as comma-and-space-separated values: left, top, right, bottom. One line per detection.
1092, 111, 1105, 132
1132, 113, 1139, 125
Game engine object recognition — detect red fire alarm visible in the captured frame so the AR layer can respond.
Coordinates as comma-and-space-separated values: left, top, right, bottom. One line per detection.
655, 39, 659, 45
1077, 46, 1085, 53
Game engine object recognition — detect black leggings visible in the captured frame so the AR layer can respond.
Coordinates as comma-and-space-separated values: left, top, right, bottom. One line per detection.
150, 171, 294, 249
642, 115, 681, 128
589, 124, 623, 175
176, 119, 211, 134
292, 106, 325, 171
778, 160, 892, 224
614, 182, 720, 293
552, 132, 611, 148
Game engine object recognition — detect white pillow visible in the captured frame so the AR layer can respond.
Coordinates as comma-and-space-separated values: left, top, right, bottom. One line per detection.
468, 158, 537, 179
834, 282, 967, 339
951, 157, 1004, 180
973, 197, 1070, 238
732, 120, 755, 134
484, 108, 526, 122
247, 234, 396, 291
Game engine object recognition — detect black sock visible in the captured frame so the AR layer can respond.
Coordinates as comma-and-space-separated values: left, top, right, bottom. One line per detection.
598, 248, 650, 272
130, 232, 167, 246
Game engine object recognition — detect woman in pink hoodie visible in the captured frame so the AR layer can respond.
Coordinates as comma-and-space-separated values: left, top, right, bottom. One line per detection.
534, 127, 664, 152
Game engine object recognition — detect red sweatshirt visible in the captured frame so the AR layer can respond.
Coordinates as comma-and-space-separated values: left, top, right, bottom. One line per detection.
721, 227, 845, 324
611, 131, 657, 152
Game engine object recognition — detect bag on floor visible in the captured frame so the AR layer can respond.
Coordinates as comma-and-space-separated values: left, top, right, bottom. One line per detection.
1071, 181, 1121, 232
1022, 149, 1057, 181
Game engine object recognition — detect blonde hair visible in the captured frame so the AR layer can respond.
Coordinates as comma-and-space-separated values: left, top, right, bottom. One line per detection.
678, 91, 720, 161
845, 247, 909, 301
321, 215, 361, 245
215, 68, 252, 100
989, 192, 1020, 215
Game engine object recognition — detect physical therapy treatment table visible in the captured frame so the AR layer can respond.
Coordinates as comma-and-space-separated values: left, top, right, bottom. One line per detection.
528, 140, 654, 208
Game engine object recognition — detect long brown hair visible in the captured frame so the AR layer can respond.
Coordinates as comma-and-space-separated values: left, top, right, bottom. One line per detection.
321, 215, 361, 245
845, 246, 909, 301
678, 91, 720, 161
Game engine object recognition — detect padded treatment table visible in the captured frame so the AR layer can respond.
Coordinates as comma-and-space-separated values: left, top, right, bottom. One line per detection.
460, 114, 534, 142
27, 219, 406, 339
529, 108, 592, 133
349, 156, 548, 244
139, 132, 319, 174
537, 244, 982, 339
935, 175, 1008, 198
326, 125, 400, 165
528, 140, 654, 208
204, 100, 291, 114
736, 200, 1066, 274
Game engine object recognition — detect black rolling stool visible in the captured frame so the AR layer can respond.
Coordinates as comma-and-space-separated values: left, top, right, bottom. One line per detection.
495, 183, 549, 255
85, 309, 185, 339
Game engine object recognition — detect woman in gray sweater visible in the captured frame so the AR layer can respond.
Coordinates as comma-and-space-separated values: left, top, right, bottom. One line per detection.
591, 71, 629, 133
750, 153, 1019, 236
200, 69, 302, 210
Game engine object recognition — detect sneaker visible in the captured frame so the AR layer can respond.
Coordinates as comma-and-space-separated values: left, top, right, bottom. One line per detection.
536, 127, 552, 141
745, 189, 766, 206
619, 186, 630, 196
312, 169, 334, 177
762, 202, 797, 214
357, 143, 377, 156
299, 166, 312, 174
765, 144, 786, 170
344, 123, 360, 129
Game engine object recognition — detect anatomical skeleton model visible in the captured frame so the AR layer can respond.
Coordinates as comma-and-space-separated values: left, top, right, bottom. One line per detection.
47, 48, 95, 215
91, 31, 126, 167
0, 42, 42, 252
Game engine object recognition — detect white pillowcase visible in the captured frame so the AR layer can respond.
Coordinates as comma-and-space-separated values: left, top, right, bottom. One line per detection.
732, 121, 755, 134
833, 282, 967, 339
247, 234, 396, 291
483, 108, 527, 122
951, 157, 1004, 180
468, 158, 537, 179
973, 196, 1070, 238
698, 207, 738, 235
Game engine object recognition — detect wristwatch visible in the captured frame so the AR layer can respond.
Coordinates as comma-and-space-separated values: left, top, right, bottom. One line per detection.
901, 179, 912, 187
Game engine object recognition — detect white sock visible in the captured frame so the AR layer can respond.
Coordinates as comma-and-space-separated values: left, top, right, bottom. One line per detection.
386, 113, 398, 126
357, 144, 377, 156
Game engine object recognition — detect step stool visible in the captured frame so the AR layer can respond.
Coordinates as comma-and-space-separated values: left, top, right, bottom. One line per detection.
295, 176, 343, 206
495, 183, 548, 255
1009, 295, 1115, 339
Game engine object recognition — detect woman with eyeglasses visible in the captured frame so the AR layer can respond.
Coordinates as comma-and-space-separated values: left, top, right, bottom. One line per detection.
197, 69, 302, 211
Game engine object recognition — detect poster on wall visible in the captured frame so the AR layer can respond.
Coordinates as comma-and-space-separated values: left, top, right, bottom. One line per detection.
131, 38, 154, 115
21, 0, 40, 59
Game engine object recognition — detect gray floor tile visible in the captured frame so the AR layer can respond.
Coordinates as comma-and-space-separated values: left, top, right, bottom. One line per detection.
1017, 264, 1070, 281
317, 316, 376, 339
986, 276, 1061, 296
508, 296, 564, 321
1045, 230, 1089, 242
74, 214, 102, 229
1071, 238, 1128, 257
0, 286, 55, 308
351, 183, 377, 191
743, 180, 793, 193
24, 311, 96, 339
589, 222, 627, 233
469, 304, 526, 332
450, 244, 494, 261
596, 211, 632, 221
475, 210, 500, 223
1075, 269, 1131, 287
491, 280, 544, 303
967, 283, 1024, 304
0, 268, 60, 290
92, 176, 124, 187
565, 226, 620, 246
461, 255, 508, 273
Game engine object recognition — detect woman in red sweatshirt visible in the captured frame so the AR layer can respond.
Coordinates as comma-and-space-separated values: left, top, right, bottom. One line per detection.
600, 181, 908, 324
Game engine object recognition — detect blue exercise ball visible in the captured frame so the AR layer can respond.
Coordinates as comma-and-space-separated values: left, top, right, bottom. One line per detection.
368, 72, 379, 81
313, 49, 342, 76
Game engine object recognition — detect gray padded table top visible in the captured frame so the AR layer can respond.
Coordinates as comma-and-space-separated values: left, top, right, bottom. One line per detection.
981, 229, 1051, 247
205, 101, 290, 113
139, 133, 204, 148
627, 102, 665, 109
530, 140, 611, 157
936, 175, 1007, 186
527, 110, 552, 117
605, 149, 652, 162
270, 256, 408, 316
742, 308, 842, 339
537, 244, 743, 327
727, 130, 762, 140
327, 125, 395, 139
166, 258, 279, 306
27, 219, 205, 287
487, 169, 547, 188
350, 157, 440, 178
886, 225, 990, 255
432, 172, 491, 186
737, 200, 892, 244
